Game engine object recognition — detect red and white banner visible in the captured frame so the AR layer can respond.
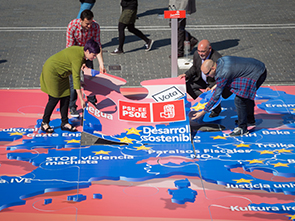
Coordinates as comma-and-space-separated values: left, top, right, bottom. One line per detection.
164, 10, 186, 19
119, 100, 186, 123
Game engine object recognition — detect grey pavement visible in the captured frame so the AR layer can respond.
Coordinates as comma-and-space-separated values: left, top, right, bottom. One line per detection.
0, 0, 295, 88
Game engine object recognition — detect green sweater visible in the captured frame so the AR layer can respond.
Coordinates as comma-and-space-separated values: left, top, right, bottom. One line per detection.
40, 46, 85, 98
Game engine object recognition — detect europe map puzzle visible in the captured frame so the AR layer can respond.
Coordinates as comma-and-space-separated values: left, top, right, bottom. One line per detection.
1, 70, 295, 221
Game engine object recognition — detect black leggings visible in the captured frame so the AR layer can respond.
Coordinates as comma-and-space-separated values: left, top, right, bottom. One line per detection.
118, 22, 149, 51
42, 95, 70, 125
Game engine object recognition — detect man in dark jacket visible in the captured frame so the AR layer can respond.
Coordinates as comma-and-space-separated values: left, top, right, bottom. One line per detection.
179, 39, 222, 117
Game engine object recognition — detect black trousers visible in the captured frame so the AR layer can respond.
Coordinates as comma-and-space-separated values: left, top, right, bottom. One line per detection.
186, 78, 208, 100
43, 95, 70, 125
178, 18, 194, 55
118, 22, 149, 51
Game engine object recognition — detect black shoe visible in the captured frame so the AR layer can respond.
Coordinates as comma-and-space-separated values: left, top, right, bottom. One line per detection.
40, 122, 54, 133
190, 38, 199, 51
110, 48, 124, 55
87, 95, 97, 106
209, 111, 220, 118
229, 127, 249, 137
209, 104, 221, 118
70, 107, 79, 118
61, 123, 77, 132
145, 39, 154, 51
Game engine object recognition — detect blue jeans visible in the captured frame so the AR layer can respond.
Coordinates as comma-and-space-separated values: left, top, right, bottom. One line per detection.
77, 2, 95, 19
234, 96, 255, 131
234, 69, 267, 131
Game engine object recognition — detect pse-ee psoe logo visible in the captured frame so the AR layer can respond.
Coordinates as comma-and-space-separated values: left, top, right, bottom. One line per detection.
118, 100, 186, 123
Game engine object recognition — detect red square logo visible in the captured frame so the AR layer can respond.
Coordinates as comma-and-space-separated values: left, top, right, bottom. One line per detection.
152, 100, 186, 122
119, 100, 151, 122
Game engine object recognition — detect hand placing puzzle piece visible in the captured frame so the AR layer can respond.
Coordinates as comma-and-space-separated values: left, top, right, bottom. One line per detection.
191, 90, 222, 112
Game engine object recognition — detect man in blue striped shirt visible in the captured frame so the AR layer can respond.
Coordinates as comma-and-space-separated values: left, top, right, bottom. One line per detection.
192, 56, 267, 136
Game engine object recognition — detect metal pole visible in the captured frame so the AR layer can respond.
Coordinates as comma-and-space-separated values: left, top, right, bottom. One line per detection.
171, 18, 178, 78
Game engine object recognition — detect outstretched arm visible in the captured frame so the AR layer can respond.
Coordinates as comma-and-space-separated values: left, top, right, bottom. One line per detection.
96, 48, 106, 73
76, 89, 86, 109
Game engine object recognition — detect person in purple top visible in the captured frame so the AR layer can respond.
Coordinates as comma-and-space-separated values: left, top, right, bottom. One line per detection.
192, 56, 267, 136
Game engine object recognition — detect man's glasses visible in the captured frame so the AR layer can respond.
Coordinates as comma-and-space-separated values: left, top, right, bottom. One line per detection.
204, 69, 211, 76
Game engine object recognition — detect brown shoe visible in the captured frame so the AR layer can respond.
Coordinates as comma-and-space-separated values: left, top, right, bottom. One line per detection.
190, 38, 199, 51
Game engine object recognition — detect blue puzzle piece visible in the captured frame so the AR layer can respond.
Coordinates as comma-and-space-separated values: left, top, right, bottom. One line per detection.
67, 194, 87, 202
93, 193, 102, 199
174, 178, 190, 188
168, 178, 197, 204
44, 198, 52, 205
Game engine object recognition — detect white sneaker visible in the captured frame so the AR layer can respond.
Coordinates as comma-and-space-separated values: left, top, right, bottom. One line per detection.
229, 127, 249, 137
110, 48, 124, 55
145, 39, 154, 51
70, 107, 79, 118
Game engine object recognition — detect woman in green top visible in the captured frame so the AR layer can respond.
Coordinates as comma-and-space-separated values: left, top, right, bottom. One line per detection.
40, 38, 100, 133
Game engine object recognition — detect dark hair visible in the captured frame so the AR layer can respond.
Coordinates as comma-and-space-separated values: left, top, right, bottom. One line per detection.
84, 38, 100, 54
80, 9, 94, 20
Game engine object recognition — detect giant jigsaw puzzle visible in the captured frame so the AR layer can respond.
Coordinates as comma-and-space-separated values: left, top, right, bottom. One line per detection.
1, 70, 295, 221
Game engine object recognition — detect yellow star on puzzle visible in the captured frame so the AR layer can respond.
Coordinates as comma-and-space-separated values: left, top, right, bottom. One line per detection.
125, 127, 142, 135
276, 148, 292, 153
246, 159, 264, 164
66, 139, 80, 143
235, 143, 251, 148
191, 102, 207, 111
258, 150, 274, 154
287, 214, 295, 220
9, 132, 24, 136
233, 178, 253, 184
211, 135, 227, 140
92, 150, 111, 155
271, 162, 289, 167
117, 136, 135, 144
134, 145, 151, 151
